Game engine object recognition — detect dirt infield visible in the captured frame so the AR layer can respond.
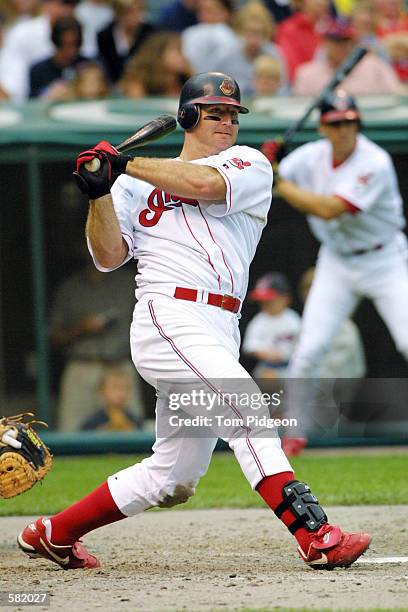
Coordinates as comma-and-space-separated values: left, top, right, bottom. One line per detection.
1, 506, 407, 611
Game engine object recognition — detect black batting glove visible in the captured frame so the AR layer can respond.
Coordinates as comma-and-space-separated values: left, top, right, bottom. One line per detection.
73, 154, 113, 200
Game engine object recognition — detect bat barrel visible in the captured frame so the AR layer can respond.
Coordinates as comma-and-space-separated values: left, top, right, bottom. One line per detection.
116, 115, 177, 153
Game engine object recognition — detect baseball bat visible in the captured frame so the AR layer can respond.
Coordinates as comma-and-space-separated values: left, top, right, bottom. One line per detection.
85, 114, 177, 171
281, 45, 368, 147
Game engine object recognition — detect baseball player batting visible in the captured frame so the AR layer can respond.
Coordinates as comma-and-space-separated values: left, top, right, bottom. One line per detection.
263, 89, 408, 444
18, 73, 370, 570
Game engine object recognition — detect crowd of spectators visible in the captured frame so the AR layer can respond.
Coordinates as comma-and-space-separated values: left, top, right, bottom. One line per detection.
0, 0, 406, 103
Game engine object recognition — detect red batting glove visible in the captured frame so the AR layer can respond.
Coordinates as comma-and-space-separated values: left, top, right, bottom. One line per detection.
76, 149, 105, 174
76, 141, 130, 176
261, 139, 288, 164
93, 141, 131, 175
93, 140, 120, 156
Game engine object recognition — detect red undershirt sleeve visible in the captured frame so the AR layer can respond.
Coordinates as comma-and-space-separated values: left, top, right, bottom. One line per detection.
334, 194, 361, 215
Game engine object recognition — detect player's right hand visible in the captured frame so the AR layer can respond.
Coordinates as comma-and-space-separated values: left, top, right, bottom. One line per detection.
261, 139, 288, 165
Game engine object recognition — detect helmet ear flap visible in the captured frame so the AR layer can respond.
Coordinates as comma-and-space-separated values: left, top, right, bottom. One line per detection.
177, 103, 200, 130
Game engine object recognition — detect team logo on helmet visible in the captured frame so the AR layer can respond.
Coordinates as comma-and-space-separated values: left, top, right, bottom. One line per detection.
332, 89, 349, 110
219, 77, 235, 96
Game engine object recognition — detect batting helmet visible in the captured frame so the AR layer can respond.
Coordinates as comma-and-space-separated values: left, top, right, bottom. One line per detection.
177, 72, 249, 130
319, 89, 361, 125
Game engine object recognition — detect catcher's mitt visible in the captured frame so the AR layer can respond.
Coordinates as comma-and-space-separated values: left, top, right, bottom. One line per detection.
0, 413, 52, 499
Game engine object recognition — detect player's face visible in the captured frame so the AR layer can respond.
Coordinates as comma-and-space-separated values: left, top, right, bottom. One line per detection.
195, 104, 240, 153
260, 295, 291, 315
319, 120, 358, 158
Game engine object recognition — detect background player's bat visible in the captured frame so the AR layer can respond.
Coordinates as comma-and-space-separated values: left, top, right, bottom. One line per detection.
280, 46, 368, 148
85, 114, 177, 171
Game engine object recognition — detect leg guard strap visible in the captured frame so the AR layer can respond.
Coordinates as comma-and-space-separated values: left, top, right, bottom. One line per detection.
274, 480, 327, 533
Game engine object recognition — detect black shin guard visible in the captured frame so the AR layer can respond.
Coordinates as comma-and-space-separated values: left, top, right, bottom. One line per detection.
274, 480, 327, 534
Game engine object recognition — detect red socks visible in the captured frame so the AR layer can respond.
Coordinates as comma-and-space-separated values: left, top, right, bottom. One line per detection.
49, 481, 125, 546
48, 473, 320, 551
256, 471, 316, 552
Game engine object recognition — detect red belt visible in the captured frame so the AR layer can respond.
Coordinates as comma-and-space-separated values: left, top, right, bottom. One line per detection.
174, 287, 241, 313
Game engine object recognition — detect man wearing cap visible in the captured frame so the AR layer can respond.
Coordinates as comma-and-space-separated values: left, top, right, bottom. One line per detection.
293, 17, 401, 95
243, 272, 301, 378
0, 0, 80, 101
263, 90, 408, 440
18, 72, 371, 571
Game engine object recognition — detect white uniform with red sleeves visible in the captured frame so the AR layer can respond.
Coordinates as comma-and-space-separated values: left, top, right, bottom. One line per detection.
88, 144, 292, 516
279, 133, 408, 379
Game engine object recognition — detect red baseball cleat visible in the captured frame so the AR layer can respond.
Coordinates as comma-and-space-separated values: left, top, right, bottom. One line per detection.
281, 436, 308, 457
17, 517, 100, 570
298, 523, 372, 570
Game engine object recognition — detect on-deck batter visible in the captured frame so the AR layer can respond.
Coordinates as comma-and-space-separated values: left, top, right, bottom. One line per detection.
265, 89, 408, 439
18, 73, 371, 571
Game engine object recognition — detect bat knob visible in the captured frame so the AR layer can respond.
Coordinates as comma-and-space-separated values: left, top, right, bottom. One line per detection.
84, 158, 101, 172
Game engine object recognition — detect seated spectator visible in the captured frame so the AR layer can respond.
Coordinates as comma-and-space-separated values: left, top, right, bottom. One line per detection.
50, 247, 145, 431
181, 0, 237, 73
250, 54, 286, 110
242, 273, 301, 379
118, 31, 191, 97
74, 0, 113, 58
252, 54, 284, 98
156, 0, 198, 32
97, 0, 157, 85
80, 368, 144, 431
0, 0, 79, 101
275, 0, 330, 82
263, 0, 293, 23
0, 0, 40, 45
374, 0, 408, 83
29, 15, 86, 99
350, 0, 390, 63
213, 0, 288, 97
374, 0, 408, 38
68, 60, 110, 99
293, 18, 402, 95
382, 31, 408, 83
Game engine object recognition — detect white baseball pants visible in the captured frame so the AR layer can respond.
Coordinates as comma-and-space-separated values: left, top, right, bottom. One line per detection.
108, 292, 292, 516
290, 237, 408, 378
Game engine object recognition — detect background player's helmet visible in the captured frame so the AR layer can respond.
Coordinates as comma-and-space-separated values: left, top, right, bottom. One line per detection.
177, 72, 249, 130
319, 89, 361, 125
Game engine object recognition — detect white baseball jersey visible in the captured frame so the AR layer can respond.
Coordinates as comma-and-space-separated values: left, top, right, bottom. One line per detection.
90, 145, 273, 302
242, 309, 301, 364
279, 134, 405, 255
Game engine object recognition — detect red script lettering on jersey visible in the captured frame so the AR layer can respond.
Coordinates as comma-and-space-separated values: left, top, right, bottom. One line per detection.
139, 189, 199, 227
228, 158, 251, 170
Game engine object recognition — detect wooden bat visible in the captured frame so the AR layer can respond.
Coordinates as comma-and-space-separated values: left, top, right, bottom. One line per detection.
85, 114, 177, 171
281, 46, 368, 148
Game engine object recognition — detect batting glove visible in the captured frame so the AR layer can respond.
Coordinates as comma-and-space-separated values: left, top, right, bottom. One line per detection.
93, 140, 132, 175
261, 139, 288, 165
73, 153, 113, 200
